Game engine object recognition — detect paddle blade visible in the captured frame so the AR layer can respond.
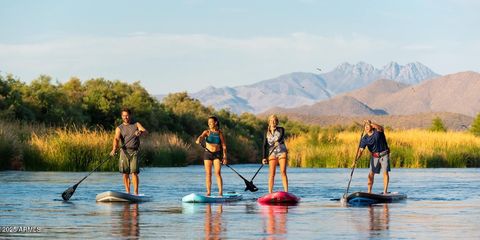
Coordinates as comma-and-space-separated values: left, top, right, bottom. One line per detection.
244, 180, 258, 192
62, 185, 77, 201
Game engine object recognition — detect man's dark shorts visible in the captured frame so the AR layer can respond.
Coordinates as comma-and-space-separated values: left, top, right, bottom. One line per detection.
370, 154, 391, 174
119, 149, 139, 174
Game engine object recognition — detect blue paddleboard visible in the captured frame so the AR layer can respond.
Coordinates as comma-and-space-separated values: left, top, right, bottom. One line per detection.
182, 192, 242, 203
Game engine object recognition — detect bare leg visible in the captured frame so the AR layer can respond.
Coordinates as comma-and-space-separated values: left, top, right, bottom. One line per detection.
213, 160, 223, 196
204, 160, 212, 196
132, 173, 139, 195
268, 158, 278, 193
278, 154, 288, 192
123, 173, 130, 194
383, 171, 389, 194
368, 172, 374, 193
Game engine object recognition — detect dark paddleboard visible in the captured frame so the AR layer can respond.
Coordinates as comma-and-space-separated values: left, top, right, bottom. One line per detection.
96, 191, 152, 203
344, 191, 407, 205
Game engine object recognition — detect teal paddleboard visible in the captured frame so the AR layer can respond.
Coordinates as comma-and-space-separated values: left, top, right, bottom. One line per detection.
182, 192, 242, 203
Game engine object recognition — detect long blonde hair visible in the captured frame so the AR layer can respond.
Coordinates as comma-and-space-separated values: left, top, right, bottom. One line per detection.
267, 114, 279, 132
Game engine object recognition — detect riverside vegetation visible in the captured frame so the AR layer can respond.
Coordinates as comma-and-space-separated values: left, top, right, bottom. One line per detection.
287, 127, 480, 168
2, 73, 480, 171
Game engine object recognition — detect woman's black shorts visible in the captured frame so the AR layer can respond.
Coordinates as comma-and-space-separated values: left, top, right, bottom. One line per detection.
204, 150, 223, 160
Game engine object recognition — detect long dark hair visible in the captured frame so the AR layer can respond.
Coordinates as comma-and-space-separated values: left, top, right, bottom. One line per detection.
208, 116, 220, 129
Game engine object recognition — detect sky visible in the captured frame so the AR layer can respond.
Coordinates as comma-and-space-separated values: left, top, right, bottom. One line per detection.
1, 0, 479, 94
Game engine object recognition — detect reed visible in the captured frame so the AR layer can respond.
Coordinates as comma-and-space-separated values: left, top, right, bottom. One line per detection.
0, 120, 48, 170
0, 128, 18, 170
23, 127, 192, 171
287, 129, 480, 168
141, 132, 191, 167
27, 127, 113, 171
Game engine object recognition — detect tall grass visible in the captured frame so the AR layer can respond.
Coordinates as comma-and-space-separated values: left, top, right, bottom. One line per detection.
142, 132, 191, 167
26, 128, 192, 171
27, 128, 113, 171
0, 119, 192, 171
0, 120, 48, 170
3, 120, 480, 170
0, 128, 20, 170
287, 129, 480, 168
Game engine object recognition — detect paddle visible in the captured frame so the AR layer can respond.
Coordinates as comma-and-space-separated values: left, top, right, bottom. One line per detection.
224, 164, 259, 192
199, 140, 259, 192
342, 123, 366, 200
249, 145, 278, 183
61, 135, 136, 201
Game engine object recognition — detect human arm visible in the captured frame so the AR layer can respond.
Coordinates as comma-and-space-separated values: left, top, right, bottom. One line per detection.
364, 119, 384, 132
276, 127, 285, 146
195, 130, 209, 144
262, 132, 268, 164
110, 127, 121, 156
135, 122, 148, 136
219, 131, 228, 165
352, 148, 365, 167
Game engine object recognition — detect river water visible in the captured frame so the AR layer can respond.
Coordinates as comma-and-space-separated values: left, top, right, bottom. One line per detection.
1, 165, 479, 239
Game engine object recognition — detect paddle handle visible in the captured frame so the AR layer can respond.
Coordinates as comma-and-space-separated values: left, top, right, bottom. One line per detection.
75, 135, 136, 184
250, 145, 278, 182
344, 125, 366, 197
225, 164, 250, 182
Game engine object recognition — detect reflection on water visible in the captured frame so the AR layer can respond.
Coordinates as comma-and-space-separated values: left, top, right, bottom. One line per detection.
204, 204, 225, 240
259, 204, 288, 240
1, 167, 479, 239
368, 204, 390, 238
350, 204, 391, 239
369, 204, 389, 231
103, 203, 139, 239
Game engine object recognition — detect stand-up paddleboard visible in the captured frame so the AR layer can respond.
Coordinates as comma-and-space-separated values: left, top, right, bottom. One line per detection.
257, 191, 300, 205
344, 192, 407, 205
182, 192, 242, 203
96, 191, 152, 203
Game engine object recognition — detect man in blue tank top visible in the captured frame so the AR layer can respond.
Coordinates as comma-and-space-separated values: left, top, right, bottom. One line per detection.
110, 108, 148, 195
356, 120, 390, 194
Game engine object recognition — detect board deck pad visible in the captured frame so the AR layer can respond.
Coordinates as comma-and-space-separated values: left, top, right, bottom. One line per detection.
257, 191, 300, 205
345, 191, 407, 205
182, 192, 242, 203
96, 191, 152, 203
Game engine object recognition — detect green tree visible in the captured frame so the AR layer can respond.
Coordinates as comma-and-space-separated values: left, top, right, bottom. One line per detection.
429, 117, 447, 132
162, 92, 214, 135
0, 74, 35, 120
21, 75, 72, 124
470, 113, 480, 136
82, 78, 125, 128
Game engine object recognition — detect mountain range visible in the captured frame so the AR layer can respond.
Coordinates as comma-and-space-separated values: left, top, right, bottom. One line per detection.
190, 61, 440, 114
260, 71, 480, 129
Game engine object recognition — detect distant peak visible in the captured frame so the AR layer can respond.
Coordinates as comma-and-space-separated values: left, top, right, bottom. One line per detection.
336, 62, 353, 70
356, 61, 371, 66
354, 61, 374, 70
385, 61, 400, 67
405, 62, 428, 69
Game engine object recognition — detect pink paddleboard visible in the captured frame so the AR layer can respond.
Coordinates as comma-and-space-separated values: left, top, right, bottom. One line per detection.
257, 191, 300, 205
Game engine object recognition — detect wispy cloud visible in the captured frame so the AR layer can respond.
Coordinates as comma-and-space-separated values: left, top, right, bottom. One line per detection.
402, 44, 436, 51
0, 33, 476, 93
